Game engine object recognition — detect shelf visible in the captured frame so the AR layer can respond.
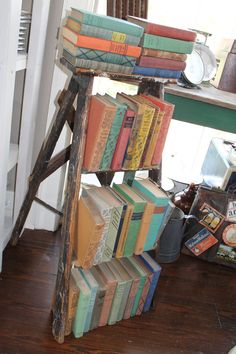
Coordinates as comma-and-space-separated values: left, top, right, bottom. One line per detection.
16, 53, 27, 71
8, 143, 19, 172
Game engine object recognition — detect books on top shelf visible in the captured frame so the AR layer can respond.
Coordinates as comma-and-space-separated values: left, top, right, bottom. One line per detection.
67, 253, 161, 338
82, 92, 174, 173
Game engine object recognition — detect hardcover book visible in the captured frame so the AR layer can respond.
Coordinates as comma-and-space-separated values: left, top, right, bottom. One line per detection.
138, 56, 186, 71
62, 27, 142, 57
142, 48, 187, 61
89, 267, 107, 330
66, 16, 141, 45
70, 8, 144, 37
65, 275, 80, 336
127, 16, 196, 42
134, 257, 153, 315
132, 65, 181, 79
141, 33, 194, 54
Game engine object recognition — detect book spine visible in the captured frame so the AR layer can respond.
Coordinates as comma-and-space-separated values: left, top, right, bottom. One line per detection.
147, 23, 197, 42
100, 106, 126, 171
89, 108, 115, 172
143, 206, 167, 251
72, 292, 91, 338
123, 279, 140, 319
93, 209, 111, 265
117, 281, 132, 321
99, 282, 117, 326
132, 65, 182, 79
131, 276, 146, 316
138, 56, 186, 71
142, 48, 187, 61
111, 110, 135, 171
90, 288, 106, 330
65, 277, 79, 336
83, 286, 98, 332
73, 48, 137, 67
115, 204, 134, 258
113, 204, 127, 254
81, 224, 104, 269
142, 34, 194, 54
134, 202, 155, 255
102, 206, 122, 262
124, 105, 154, 170
108, 282, 126, 325
136, 274, 153, 315
83, 12, 144, 37
143, 272, 160, 312
123, 208, 144, 256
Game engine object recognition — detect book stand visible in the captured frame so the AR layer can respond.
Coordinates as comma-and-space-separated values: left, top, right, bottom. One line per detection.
10, 62, 174, 343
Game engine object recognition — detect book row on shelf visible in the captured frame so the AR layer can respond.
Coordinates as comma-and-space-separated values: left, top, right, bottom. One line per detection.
66, 252, 161, 338
61, 8, 197, 78
83, 92, 174, 173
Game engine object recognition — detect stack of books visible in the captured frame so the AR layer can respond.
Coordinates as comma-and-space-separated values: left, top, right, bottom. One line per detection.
73, 179, 172, 268
83, 93, 174, 172
61, 8, 144, 74
127, 16, 197, 78
66, 253, 162, 338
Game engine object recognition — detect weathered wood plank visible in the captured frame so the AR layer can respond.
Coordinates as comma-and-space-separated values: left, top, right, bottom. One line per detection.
41, 145, 71, 182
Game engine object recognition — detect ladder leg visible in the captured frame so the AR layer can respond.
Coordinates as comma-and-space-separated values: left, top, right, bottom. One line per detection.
52, 75, 94, 344
10, 75, 80, 246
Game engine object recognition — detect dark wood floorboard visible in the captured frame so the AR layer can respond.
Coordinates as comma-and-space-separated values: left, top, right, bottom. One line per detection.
0, 229, 235, 354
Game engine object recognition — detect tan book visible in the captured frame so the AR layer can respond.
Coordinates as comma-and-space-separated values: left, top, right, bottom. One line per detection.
96, 263, 117, 326
74, 195, 105, 269
134, 257, 153, 315
65, 275, 80, 336
142, 48, 187, 61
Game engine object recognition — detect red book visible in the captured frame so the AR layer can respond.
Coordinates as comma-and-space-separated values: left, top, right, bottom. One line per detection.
127, 16, 197, 42
139, 56, 186, 71
110, 108, 135, 171
140, 95, 174, 166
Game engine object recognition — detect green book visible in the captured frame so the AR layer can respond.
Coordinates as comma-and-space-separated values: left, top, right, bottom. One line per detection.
127, 257, 147, 317
71, 268, 91, 338
70, 8, 144, 37
113, 183, 146, 256
141, 34, 194, 54
99, 95, 127, 171
89, 267, 107, 330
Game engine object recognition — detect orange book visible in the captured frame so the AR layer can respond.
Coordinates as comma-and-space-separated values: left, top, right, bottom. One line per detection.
83, 95, 116, 172
62, 27, 141, 58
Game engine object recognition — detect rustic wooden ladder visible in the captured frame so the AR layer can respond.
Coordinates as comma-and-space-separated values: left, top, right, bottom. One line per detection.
10, 67, 165, 343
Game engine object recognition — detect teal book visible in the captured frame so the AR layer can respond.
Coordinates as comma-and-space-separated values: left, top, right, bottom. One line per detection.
99, 95, 127, 171
141, 34, 194, 54
63, 39, 137, 67
132, 178, 170, 251
127, 257, 147, 317
79, 268, 99, 333
89, 267, 106, 330
70, 8, 144, 37
113, 183, 146, 256
67, 16, 141, 45
71, 268, 91, 338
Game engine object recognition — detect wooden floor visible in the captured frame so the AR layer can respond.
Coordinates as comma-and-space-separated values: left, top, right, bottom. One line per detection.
0, 230, 235, 354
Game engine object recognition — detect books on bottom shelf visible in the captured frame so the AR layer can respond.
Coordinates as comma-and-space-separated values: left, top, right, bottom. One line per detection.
73, 178, 171, 268
66, 253, 162, 338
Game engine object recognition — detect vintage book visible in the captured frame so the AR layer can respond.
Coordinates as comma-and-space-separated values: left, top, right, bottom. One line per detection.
96, 263, 118, 326
141, 94, 174, 166
141, 34, 195, 54
142, 48, 187, 61
66, 16, 141, 45
110, 259, 133, 321
110, 106, 135, 171
83, 95, 116, 172
132, 188, 156, 255
70, 8, 144, 37
99, 95, 127, 171
106, 261, 127, 325
111, 188, 134, 258
73, 195, 105, 269
89, 267, 107, 330
79, 268, 99, 333
138, 56, 186, 71
63, 39, 137, 67
132, 65, 181, 79
134, 257, 153, 315
139, 252, 162, 312
65, 274, 80, 336
71, 268, 91, 338
132, 178, 170, 251
62, 49, 133, 74
113, 183, 146, 256
127, 16, 196, 42
127, 257, 147, 317
116, 93, 155, 170
83, 188, 112, 265
119, 257, 141, 319
94, 187, 123, 262
62, 28, 142, 57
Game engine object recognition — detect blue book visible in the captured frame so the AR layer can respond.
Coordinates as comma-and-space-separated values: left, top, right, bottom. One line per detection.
132, 65, 181, 79
79, 268, 99, 333
139, 252, 162, 312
